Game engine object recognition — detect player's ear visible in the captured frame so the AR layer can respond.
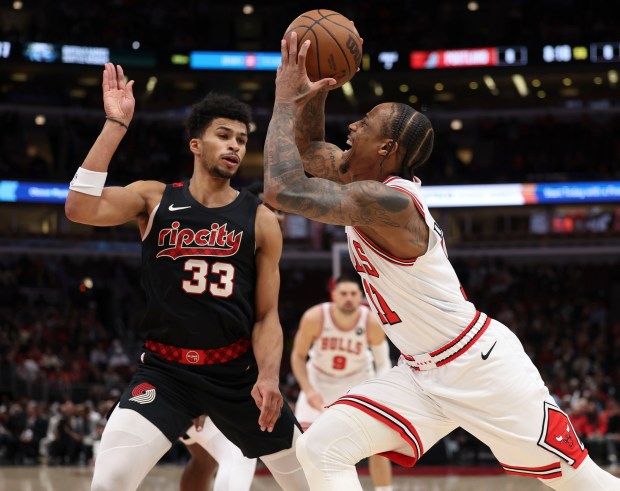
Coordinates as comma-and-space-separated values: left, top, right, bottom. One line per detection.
379, 140, 398, 156
189, 138, 201, 156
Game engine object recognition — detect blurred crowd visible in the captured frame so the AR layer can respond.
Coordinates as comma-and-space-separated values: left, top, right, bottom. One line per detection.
1, 254, 619, 468
1, 0, 614, 53
2, 111, 619, 187
1, 0, 619, 475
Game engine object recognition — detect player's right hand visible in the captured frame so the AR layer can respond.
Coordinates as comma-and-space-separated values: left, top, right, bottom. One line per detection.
307, 390, 325, 411
276, 31, 336, 105
102, 62, 135, 126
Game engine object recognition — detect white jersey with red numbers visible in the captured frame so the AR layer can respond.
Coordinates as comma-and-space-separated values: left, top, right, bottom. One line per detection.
345, 176, 484, 360
308, 302, 373, 378
330, 176, 594, 479
295, 303, 375, 429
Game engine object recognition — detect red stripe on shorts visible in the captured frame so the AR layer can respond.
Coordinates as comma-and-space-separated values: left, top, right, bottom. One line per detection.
500, 461, 562, 479
331, 394, 422, 467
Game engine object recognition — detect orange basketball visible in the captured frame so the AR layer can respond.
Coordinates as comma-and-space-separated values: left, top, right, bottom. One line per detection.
284, 9, 362, 88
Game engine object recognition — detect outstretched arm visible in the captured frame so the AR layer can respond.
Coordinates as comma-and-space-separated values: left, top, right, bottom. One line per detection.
65, 63, 155, 227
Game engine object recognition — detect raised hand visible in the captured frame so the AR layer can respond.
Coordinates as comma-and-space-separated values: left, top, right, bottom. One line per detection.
275, 31, 336, 105
102, 63, 135, 126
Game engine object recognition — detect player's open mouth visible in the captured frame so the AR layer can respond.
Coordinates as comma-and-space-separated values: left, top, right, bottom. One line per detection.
342, 137, 353, 157
222, 155, 239, 166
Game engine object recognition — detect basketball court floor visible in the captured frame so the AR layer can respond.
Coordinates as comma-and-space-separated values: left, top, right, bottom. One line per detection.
7, 463, 612, 490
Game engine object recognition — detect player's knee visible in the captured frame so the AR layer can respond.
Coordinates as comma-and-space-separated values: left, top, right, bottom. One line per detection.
297, 421, 362, 472
296, 429, 321, 471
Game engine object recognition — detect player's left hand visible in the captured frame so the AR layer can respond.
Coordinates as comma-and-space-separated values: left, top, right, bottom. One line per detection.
276, 31, 336, 104
251, 376, 284, 432
102, 63, 135, 126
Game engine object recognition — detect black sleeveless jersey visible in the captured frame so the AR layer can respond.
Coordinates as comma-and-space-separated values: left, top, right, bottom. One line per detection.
139, 181, 260, 350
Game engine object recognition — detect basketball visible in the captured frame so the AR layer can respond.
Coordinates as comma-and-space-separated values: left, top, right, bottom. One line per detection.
284, 9, 362, 88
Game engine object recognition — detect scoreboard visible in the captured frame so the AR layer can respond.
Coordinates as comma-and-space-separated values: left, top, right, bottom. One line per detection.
404, 42, 620, 70
1, 38, 619, 72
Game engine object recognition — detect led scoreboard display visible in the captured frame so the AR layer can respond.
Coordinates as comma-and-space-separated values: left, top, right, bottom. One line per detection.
407, 42, 620, 70
591, 42, 620, 63
541, 42, 620, 63
3, 37, 620, 71
409, 46, 528, 69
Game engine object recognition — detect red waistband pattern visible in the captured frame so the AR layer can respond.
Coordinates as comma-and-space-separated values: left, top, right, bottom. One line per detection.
145, 338, 251, 365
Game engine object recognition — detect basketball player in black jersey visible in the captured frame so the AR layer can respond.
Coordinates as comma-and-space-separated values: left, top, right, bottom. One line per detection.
65, 63, 309, 491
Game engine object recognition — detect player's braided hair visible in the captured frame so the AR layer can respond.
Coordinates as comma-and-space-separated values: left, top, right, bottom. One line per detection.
384, 103, 434, 180
185, 92, 252, 139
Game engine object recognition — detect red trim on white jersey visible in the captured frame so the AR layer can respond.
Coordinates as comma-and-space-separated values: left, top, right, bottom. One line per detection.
382, 176, 400, 185
352, 227, 417, 266
500, 462, 562, 479
390, 185, 426, 218
401, 312, 490, 370
331, 394, 422, 467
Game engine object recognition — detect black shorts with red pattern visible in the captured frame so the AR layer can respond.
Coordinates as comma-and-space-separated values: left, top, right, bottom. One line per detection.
117, 349, 299, 459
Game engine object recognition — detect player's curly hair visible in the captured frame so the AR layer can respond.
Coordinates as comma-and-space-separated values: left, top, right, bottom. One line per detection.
185, 92, 252, 139
382, 103, 434, 180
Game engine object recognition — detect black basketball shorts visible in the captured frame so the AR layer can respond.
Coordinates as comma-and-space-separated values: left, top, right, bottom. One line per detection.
117, 350, 300, 458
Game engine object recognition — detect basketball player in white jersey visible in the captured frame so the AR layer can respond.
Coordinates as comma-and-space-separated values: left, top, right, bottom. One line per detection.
262, 33, 620, 490
291, 275, 393, 491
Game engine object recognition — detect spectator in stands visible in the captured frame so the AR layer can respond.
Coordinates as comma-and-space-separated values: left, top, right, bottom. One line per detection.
604, 398, 620, 469
48, 401, 85, 465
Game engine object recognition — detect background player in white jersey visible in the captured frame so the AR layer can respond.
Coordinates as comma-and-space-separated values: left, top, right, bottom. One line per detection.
262, 33, 620, 490
291, 275, 393, 491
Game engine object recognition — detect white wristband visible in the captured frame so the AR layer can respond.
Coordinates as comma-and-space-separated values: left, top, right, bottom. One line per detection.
69, 167, 108, 196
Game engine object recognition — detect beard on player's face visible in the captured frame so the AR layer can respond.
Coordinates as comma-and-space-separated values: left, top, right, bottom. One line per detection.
201, 154, 238, 180
335, 299, 358, 314
341, 304, 356, 313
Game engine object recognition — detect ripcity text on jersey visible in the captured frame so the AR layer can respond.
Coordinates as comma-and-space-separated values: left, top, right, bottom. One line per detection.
140, 181, 260, 350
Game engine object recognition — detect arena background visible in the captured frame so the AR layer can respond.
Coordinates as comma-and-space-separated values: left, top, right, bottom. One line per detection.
0, 1, 619, 489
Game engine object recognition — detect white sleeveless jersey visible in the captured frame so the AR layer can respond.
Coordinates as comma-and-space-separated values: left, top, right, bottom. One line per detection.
345, 176, 479, 356
307, 302, 373, 378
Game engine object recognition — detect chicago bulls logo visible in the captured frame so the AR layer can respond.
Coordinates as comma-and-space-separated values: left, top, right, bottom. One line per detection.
538, 402, 587, 467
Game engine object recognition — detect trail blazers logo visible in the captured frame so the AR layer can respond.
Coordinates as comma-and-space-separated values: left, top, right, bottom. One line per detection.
129, 382, 157, 404
156, 221, 242, 259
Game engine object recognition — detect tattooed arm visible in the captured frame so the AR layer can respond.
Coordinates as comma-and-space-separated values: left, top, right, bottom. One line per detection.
264, 34, 429, 255
295, 91, 349, 184
266, 101, 408, 226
